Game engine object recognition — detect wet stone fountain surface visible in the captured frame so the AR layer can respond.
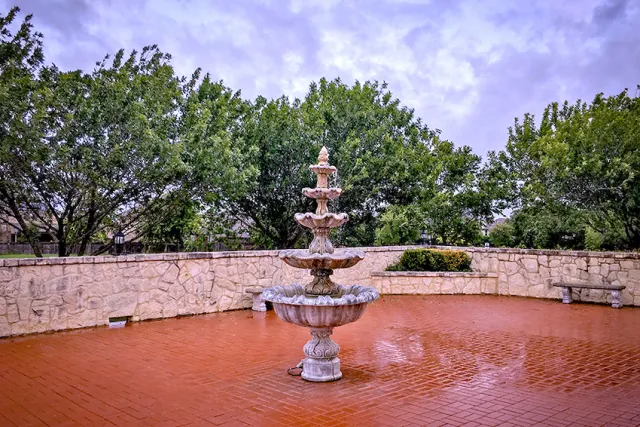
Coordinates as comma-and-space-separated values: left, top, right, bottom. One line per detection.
262, 146, 379, 382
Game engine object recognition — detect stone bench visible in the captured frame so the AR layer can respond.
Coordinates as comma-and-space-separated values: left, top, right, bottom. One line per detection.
245, 287, 267, 311
553, 282, 626, 308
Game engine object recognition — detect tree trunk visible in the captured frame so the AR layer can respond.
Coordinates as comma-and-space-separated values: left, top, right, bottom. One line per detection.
1, 195, 44, 257
15, 221, 43, 257
31, 241, 43, 257
77, 188, 98, 256
77, 238, 88, 257
24, 229, 43, 257
57, 221, 67, 257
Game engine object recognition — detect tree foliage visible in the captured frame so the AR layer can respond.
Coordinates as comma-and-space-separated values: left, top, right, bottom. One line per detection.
0, 7, 45, 255
488, 87, 640, 250
0, 7, 243, 256
4, 5, 640, 255
1, 39, 190, 256
213, 78, 440, 249
374, 204, 423, 246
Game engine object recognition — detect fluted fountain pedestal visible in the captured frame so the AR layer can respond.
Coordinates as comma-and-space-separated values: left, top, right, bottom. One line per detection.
303, 328, 342, 381
262, 146, 379, 382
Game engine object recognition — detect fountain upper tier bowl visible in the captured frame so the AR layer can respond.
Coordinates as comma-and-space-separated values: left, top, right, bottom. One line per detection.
294, 212, 348, 229
279, 248, 365, 270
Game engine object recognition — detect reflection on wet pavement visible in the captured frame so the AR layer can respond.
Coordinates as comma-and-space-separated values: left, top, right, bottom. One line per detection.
1, 295, 639, 426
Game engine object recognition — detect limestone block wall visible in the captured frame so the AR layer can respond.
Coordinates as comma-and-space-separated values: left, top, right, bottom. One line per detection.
370, 271, 498, 295
370, 247, 640, 306
0, 252, 299, 338
466, 248, 640, 307
1, 245, 639, 338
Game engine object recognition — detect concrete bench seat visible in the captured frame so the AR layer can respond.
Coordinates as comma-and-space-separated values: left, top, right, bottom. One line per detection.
245, 287, 267, 311
553, 282, 626, 308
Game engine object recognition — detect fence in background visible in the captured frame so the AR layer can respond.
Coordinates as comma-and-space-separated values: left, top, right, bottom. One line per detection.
0, 241, 235, 256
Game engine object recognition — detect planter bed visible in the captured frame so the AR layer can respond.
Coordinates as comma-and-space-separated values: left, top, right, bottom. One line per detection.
371, 271, 499, 295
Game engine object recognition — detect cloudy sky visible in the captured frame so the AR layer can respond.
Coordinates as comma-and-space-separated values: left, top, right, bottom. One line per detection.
4, 0, 639, 155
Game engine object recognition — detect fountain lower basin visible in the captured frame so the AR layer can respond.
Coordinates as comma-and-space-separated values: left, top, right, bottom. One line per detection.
263, 284, 379, 382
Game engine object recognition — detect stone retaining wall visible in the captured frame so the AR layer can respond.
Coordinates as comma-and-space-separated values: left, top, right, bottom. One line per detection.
467, 248, 640, 307
370, 271, 498, 295
1, 246, 639, 337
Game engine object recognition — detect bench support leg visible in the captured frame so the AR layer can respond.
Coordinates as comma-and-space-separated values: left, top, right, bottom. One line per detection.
251, 293, 267, 312
611, 290, 622, 309
561, 287, 572, 304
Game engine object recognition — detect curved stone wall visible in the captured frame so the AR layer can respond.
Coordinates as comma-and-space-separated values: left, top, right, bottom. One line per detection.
370, 271, 498, 295
1, 246, 639, 337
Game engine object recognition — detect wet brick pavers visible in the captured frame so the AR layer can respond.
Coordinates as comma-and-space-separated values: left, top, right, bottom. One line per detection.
1, 295, 640, 426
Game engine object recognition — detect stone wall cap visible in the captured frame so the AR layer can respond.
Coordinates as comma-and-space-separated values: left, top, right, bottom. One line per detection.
1, 245, 639, 268
371, 271, 499, 278
370, 245, 640, 259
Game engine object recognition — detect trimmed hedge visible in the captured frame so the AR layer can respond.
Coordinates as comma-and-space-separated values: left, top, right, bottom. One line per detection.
385, 249, 472, 272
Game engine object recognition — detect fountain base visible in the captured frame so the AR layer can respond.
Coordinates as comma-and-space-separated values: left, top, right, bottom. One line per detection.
302, 356, 342, 382
301, 327, 342, 382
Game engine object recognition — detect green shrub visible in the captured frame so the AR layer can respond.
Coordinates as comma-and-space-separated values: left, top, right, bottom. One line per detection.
584, 227, 604, 251
442, 250, 472, 271
385, 249, 471, 272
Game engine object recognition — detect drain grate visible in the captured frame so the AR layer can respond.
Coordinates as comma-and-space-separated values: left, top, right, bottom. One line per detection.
108, 316, 132, 328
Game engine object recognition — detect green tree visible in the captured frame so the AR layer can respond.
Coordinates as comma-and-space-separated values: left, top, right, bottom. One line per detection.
488, 87, 640, 250
0, 29, 198, 255
0, 7, 45, 256
216, 78, 438, 249
419, 140, 494, 246
374, 204, 423, 245
509, 207, 586, 249
142, 196, 202, 251
488, 221, 517, 248
141, 75, 255, 252
302, 79, 434, 247
217, 94, 314, 249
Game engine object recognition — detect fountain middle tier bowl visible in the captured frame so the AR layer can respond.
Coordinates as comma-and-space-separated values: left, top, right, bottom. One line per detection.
262, 284, 379, 328
294, 212, 348, 229
279, 249, 364, 269
302, 187, 342, 200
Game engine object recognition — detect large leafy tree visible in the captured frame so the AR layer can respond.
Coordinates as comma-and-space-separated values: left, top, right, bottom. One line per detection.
16, 47, 187, 256
375, 139, 495, 246
0, 6, 204, 256
220, 94, 315, 249
0, 7, 45, 256
420, 140, 494, 245
489, 87, 640, 249
491, 207, 587, 250
212, 78, 439, 249
142, 75, 254, 250
303, 79, 435, 247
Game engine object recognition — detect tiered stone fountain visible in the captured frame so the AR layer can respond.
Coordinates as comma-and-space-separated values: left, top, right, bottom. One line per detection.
262, 146, 379, 382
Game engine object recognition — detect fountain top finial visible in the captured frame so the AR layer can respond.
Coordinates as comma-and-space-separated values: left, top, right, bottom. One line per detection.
318, 146, 329, 165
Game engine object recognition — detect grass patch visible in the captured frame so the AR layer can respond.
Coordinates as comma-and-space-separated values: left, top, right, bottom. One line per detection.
0, 253, 75, 258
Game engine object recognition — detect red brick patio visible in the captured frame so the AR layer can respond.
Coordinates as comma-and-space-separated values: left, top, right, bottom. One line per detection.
1, 295, 640, 426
